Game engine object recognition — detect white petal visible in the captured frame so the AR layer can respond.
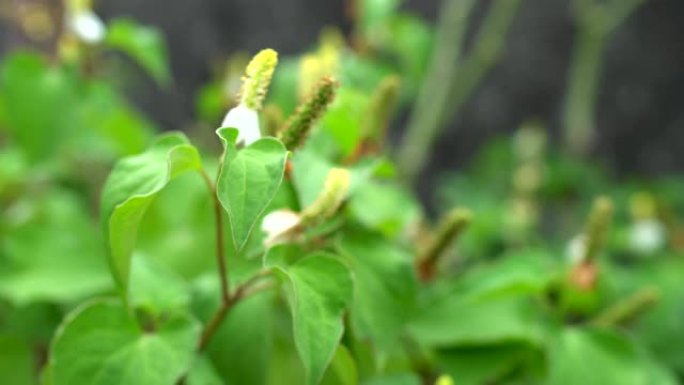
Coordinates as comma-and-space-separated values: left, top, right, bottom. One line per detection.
566, 234, 587, 265
220, 104, 261, 146
630, 219, 666, 255
69, 11, 106, 44
261, 209, 301, 247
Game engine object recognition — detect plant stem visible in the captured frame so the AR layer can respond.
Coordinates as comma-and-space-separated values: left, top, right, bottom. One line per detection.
591, 287, 659, 327
196, 270, 272, 351
200, 169, 230, 304
562, 27, 606, 156
397, 0, 474, 183
397, 0, 522, 183
563, 0, 646, 156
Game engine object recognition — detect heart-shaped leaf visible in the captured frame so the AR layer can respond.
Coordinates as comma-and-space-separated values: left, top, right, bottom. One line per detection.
216, 128, 288, 252
48, 300, 201, 385
275, 254, 353, 385
101, 132, 202, 292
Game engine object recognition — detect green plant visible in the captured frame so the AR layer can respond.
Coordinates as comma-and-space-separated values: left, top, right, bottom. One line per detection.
2, 0, 683, 384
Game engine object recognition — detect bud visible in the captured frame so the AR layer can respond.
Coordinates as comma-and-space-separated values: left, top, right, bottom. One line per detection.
66, 0, 106, 44
360, 75, 401, 142
301, 168, 351, 225
583, 196, 614, 262
220, 49, 279, 146
629, 219, 666, 256
239, 49, 278, 110
418, 208, 472, 280
279, 76, 339, 150
261, 209, 302, 247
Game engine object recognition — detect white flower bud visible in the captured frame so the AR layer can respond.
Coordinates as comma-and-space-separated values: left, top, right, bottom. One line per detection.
629, 219, 666, 256
69, 10, 106, 44
220, 104, 262, 146
261, 209, 301, 247
566, 233, 587, 265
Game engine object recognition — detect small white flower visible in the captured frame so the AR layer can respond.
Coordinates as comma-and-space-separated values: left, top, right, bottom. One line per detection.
261, 209, 301, 247
220, 104, 262, 146
566, 233, 587, 265
630, 219, 666, 256
69, 10, 106, 44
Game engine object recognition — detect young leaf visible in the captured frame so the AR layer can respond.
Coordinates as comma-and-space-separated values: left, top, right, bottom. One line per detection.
48, 300, 201, 385
106, 18, 171, 85
100, 132, 202, 292
216, 128, 288, 251
275, 254, 354, 385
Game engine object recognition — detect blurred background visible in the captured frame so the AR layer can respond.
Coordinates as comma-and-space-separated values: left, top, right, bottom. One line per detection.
2, 0, 683, 190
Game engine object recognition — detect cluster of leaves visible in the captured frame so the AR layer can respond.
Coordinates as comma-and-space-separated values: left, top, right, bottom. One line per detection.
1, 1, 682, 385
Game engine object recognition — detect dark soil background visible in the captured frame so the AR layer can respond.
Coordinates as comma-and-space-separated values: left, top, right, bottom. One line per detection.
3, 0, 684, 184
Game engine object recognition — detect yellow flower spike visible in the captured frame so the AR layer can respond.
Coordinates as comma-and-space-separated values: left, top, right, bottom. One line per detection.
301, 168, 351, 225
239, 49, 279, 111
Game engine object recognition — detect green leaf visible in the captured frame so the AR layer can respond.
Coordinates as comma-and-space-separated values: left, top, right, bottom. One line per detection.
320, 345, 358, 385
275, 254, 354, 385
435, 344, 533, 385
0, 52, 78, 162
192, 275, 274, 385
347, 180, 421, 237
0, 334, 34, 385
0, 189, 111, 304
186, 356, 224, 385
408, 290, 546, 348
100, 132, 202, 292
362, 373, 421, 385
216, 128, 288, 251
129, 253, 191, 317
48, 300, 201, 385
546, 327, 676, 385
338, 230, 418, 353
106, 18, 171, 85
456, 249, 558, 299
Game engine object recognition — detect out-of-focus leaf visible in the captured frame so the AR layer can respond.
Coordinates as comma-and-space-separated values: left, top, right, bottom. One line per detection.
0, 334, 34, 385
338, 230, 418, 353
129, 253, 191, 317
435, 344, 533, 385
546, 327, 677, 385
101, 133, 202, 292
186, 356, 224, 385
348, 180, 421, 237
48, 300, 200, 385
320, 345, 358, 385
0, 52, 78, 161
320, 88, 369, 157
408, 288, 546, 348
192, 274, 274, 385
106, 18, 171, 85
0, 189, 111, 304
